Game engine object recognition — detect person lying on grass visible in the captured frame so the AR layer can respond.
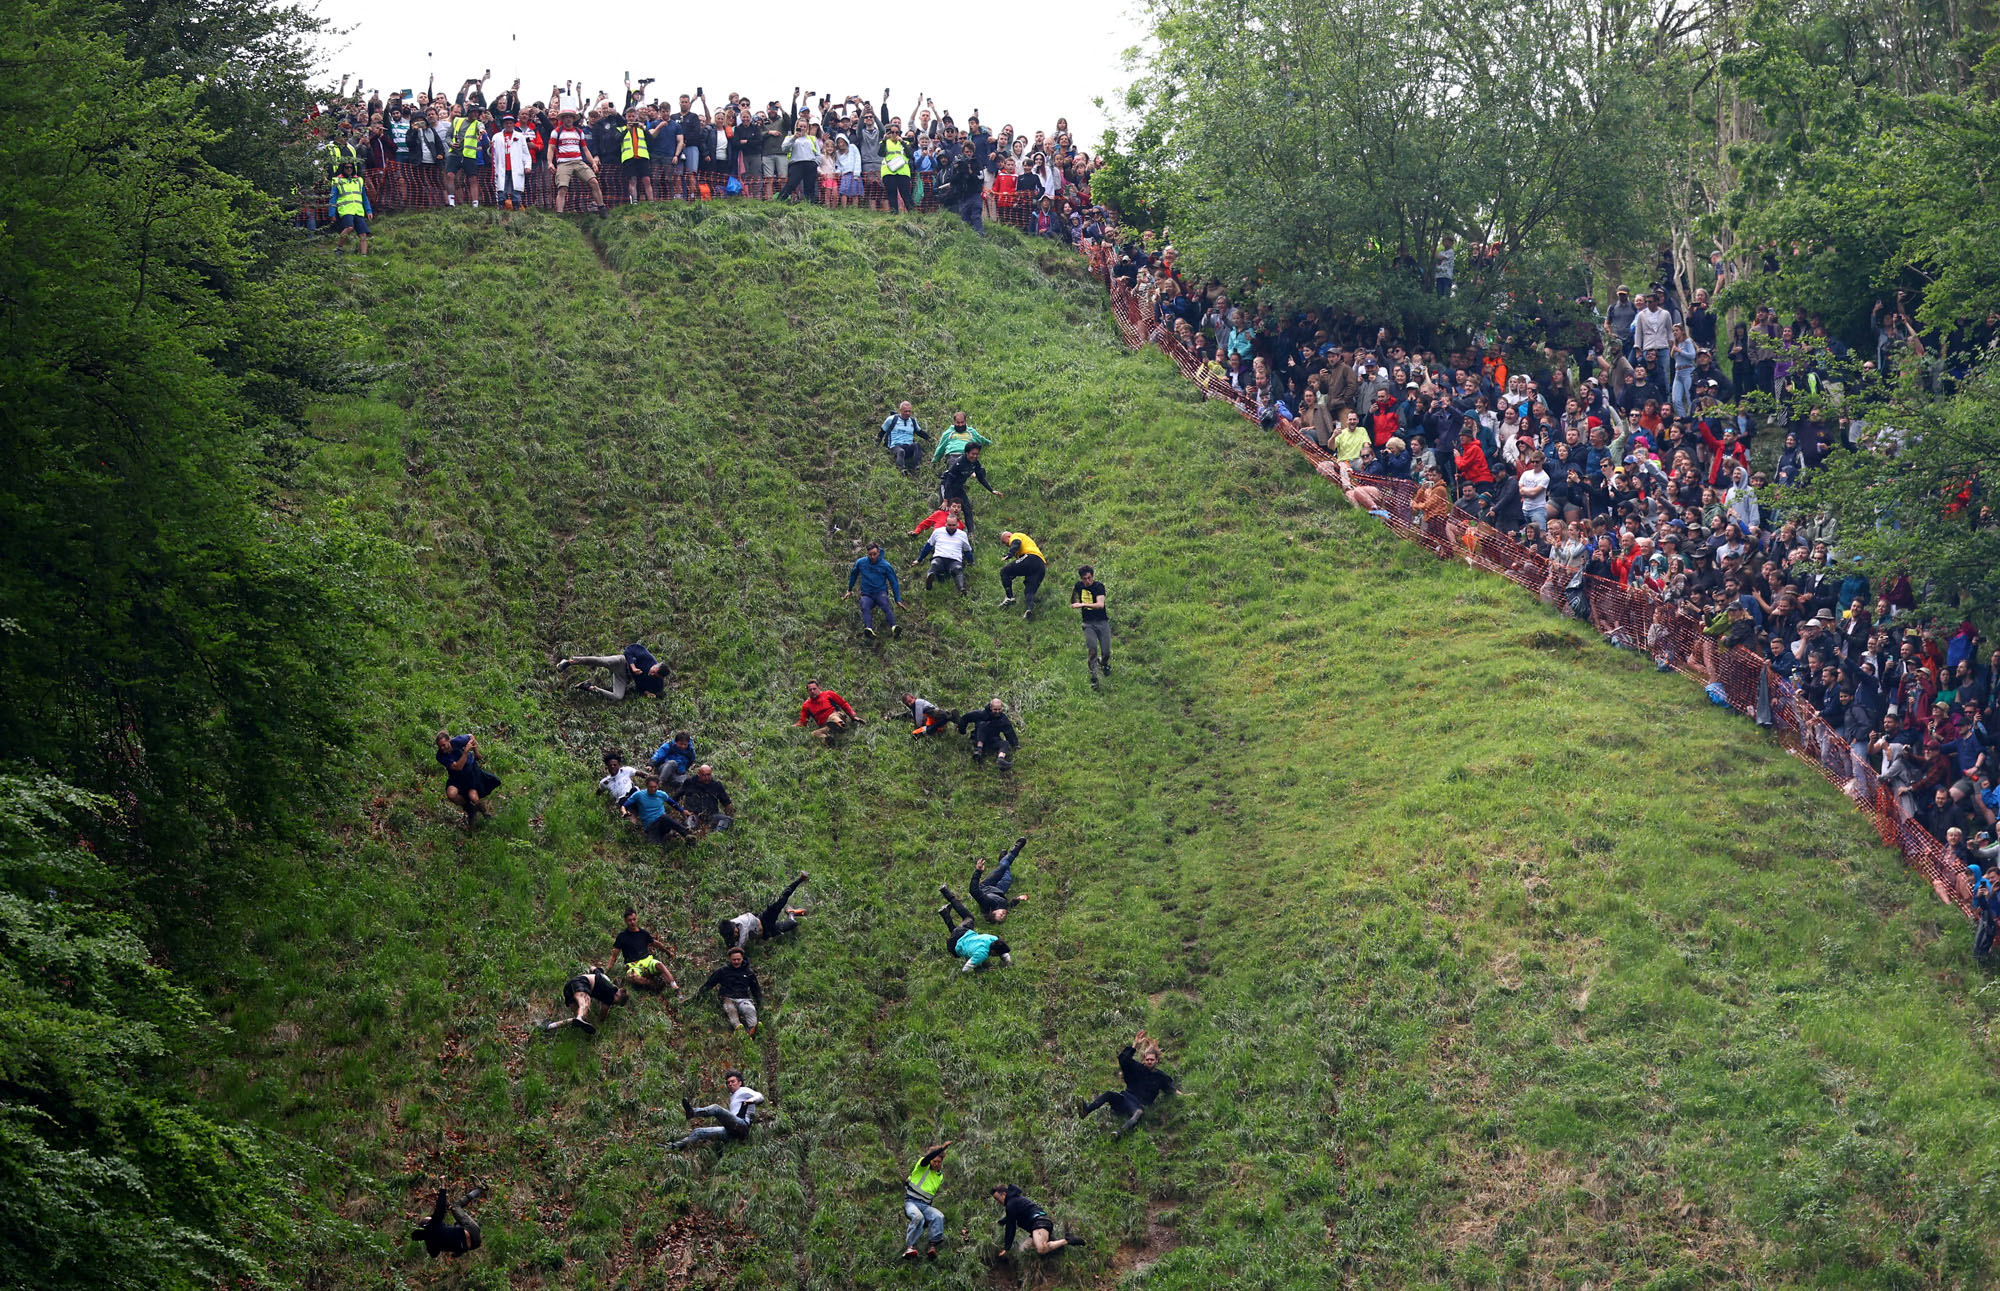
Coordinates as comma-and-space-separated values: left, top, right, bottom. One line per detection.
608, 906, 679, 994
990, 1184, 1084, 1260
938, 891, 1011, 972
953, 835, 1030, 923
409, 1186, 483, 1258
557, 641, 666, 700
543, 966, 629, 1035
670, 1070, 764, 1150
796, 679, 863, 743
718, 873, 810, 950
1077, 1029, 1180, 1137
902, 1141, 953, 1260
686, 945, 764, 1033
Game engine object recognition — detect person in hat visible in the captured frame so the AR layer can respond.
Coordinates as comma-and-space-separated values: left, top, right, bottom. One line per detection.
489, 112, 535, 220
547, 108, 603, 213
327, 160, 373, 254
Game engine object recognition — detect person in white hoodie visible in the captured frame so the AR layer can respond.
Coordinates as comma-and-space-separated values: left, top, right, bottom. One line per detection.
489, 113, 535, 220
926, 519, 973, 596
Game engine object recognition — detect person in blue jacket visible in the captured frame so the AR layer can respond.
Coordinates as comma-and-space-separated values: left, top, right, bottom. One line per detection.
558, 642, 666, 700
938, 890, 1011, 972
845, 542, 904, 639
649, 730, 698, 784
878, 401, 932, 473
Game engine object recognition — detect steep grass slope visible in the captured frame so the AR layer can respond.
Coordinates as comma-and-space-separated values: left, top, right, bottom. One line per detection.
207, 204, 2000, 1290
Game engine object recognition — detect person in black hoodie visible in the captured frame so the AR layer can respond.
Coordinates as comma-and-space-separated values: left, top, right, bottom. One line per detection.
957, 698, 1018, 767
989, 1184, 1083, 1259
686, 946, 764, 1033
1077, 1030, 1180, 1137
957, 835, 1028, 922
409, 1186, 483, 1258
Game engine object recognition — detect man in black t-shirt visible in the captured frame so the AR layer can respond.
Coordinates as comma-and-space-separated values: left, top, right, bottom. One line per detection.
608, 907, 678, 993
1070, 565, 1112, 686
410, 1186, 483, 1258
543, 967, 628, 1035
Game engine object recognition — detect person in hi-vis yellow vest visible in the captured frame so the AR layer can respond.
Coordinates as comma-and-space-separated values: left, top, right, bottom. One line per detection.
901, 1141, 951, 1260
326, 161, 373, 256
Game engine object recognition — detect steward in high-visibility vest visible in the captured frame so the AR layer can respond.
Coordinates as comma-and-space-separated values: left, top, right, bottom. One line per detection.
900, 1142, 951, 1260
880, 137, 911, 176
324, 134, 360, 177
325, 162, 373, 254
452, 115, 486, 160
879, 127, 916, 213
620, 121, 650, 163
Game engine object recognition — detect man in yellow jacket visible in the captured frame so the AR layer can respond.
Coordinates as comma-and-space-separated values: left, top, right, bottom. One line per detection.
997, 531, 1047, 620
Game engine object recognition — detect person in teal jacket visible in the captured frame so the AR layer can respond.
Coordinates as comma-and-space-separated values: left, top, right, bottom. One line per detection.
844, 542, 904, 639
932, 411, 993, 465
938, 890, 1011, 971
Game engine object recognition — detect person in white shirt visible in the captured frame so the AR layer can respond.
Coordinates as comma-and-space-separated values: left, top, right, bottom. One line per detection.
597, 749, 636, 806
926, 520, 973, 595
489, 114, 534, 220
779, 125, 820, 202
834, 133, 862, 207
1633, 291, 1675, 389
670, 1071, 764, 1149
1518, 456, 1551, 531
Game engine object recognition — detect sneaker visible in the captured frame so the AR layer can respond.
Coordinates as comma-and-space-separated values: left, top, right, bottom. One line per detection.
1090, 673, 1100, 689
1062, 1227, 1086, 1248
926, 1246, 940, 1260
863, 626, 878, 640
572, 680, 594, 692
459, 1187, 485, 1204
555, 658, 572, 672
1076, 1099, 1092, 1117
891, 623, 901, 638
445, 195, 457, 206
924, 573, 935, 590
1100, 661, 1112, 674
935, 904, 951, 917
573, 1018, 596, 1035
682, 1097, 696, 1120
471, 199, 480, 207
903, 1247, 921, 1261
1015, 836, 1027, 851
1022, 610, 1033, 620
999, 596, 1016, 606
938, 884, 951, 898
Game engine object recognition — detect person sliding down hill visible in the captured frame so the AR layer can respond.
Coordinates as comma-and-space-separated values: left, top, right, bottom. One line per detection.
1077, 1030, 1180, 1137
409, 1186, 484, 1258
686, 945, 764, 1033
897, 692, 959, 738
925, 518, 973, 596
997, 531, 1046, 619
949, 835, 1030, 923
990, 1184, 1084, 1260
670, 1070, 764, 1150
957, 698, 1019, 767
845, 542, 904, 640
608, 906, 679, 994
939, 443, 1002, 534
434, 730, 501, 824
901, 1141, 954, 1260
938, 889, 1012, 972
911, 500, 968, 558
558, 642, 667, 701
879, 401, 931, 474
542, 966, 629, 1035
718, 872, 810, 950
621, 771, 695, 843
795, 680, 863, 744
932, 412, 992, 468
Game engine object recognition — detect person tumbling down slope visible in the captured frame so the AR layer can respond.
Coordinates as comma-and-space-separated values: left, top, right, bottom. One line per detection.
991, 1184, 1084, 1260
796, 680, 863, 743
957, 698, 1019, 767
1077, 1029, 1181, 1137
938, 889, 1011, 972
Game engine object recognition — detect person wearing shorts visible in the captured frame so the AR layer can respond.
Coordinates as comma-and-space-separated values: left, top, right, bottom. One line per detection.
546, 109, 603, 213
544, 967, 627, 1035
608, 907, 679, 993
687, 946, 763, 1033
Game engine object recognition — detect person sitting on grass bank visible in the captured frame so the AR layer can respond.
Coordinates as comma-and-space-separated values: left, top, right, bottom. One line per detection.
621, 771, 694, 843
879, 400, 931, 474
925, 517, 973, 596
1077, 1029, 1179, 1138
846, 542, 904, 640
597, 748, 637, 806
543, 966, 629, 1035
719, 872, 811, 949
902, 1141, 954, 1261
649, 729, 698, 785
991, 1184, 1084, 1260
939, 890, 1012, 972
670, 1070, 764, 1150
434, 730, 500, 824
687, 945, 764, 1033
558, 641, 667, 701
677, 763, 735, 830
796, 680, 862, 743
409, 1186, 483, 1258
608, 907, 679, 994
957, 698, 1019, 767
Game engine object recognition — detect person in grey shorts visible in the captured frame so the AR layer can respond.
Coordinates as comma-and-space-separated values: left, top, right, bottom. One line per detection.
1070, 565, 1112, 686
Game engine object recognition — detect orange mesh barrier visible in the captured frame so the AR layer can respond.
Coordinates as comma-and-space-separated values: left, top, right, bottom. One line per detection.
1082, 244, 1976, 916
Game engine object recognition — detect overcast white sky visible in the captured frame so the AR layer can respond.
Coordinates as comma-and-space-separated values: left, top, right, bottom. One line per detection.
312, 0, 1146, 148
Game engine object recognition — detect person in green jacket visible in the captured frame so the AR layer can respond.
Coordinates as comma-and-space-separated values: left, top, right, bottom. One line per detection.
932, 410, 993, 465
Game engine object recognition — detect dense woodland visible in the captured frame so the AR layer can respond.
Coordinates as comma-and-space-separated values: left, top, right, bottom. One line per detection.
1, 0, 1997, 1283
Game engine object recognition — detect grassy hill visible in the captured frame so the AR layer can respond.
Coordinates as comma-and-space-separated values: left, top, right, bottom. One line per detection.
204, 203, 2000, 1290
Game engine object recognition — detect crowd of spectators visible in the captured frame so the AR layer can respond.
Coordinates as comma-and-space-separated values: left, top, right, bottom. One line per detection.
307, 72, 1108, 239
1106, 234, 2000, 917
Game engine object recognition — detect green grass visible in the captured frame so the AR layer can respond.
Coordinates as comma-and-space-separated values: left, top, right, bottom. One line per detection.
200, 202, 2000, 1289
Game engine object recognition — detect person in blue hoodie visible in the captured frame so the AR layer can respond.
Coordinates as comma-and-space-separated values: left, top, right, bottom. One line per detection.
558, 642, 666, 700
845, 542, 904, 639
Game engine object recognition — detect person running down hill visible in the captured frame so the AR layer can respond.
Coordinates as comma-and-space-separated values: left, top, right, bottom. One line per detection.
997, 530, 1046, 619
939, 444, 1002, 534
1077, 1029, 1180, 1137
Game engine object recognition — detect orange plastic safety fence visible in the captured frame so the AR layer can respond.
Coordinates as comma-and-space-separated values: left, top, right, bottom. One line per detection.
1082, 244, 1975, 916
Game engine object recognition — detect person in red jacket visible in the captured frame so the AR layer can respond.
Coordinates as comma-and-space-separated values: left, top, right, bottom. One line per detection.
1698, 418, 1748, 486
1455, 436, 1496, 492
1368, 389, 1401, 447
795, 680, 863, 744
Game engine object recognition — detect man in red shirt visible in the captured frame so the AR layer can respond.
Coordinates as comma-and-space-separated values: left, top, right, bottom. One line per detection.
547, 109, 604, 213
795, 680, 863, 744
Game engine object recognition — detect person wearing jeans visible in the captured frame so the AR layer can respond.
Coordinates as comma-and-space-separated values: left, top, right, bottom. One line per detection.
671, 1072, 763, 1149
845, 543, 903, 639
965, 836, 1029, 922
902, 1142, 952, 1260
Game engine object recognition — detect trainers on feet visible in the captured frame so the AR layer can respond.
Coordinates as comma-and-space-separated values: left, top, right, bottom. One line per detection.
863, 626, 877, 640
573, 1018, 596, 1035
682, 1097, 695, 1120
903, 1247, 921, 1261
891, 623, 901, 638
999, 596, 1016, 606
